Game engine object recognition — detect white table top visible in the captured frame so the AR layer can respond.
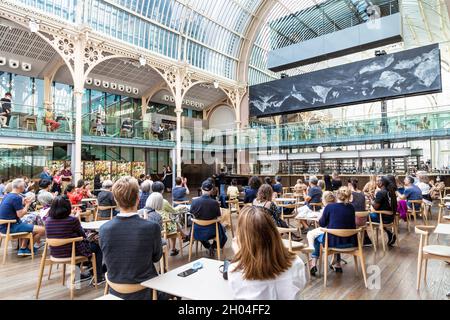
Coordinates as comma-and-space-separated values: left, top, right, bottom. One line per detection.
274, 198, 297, 202
81, 198, 97, 202
434, 224, 450, 235
141, 258, 233, 300
81, 220, 108, 231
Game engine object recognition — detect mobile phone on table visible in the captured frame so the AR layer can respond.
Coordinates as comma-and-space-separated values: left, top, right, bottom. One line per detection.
177, 268, 198, 277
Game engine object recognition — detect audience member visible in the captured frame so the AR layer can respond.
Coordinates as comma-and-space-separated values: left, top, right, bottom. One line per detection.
306, 191, 336, 249
309, 187, 357, 276
0, 179, 45, 256
272, 176, 283, 195
45, 196, 103, 282
252, 184, 289, 230
100, 176, 162, 300
39, 167, 52, 181
190, 180, 227, 257
330, 171, 342, 191
138, 179, 152, 210
172, 177, 189, 202
228, 206, 306, 300
244, 176, 261, 204
97, 180, 118, 218
227, 179, 239, 200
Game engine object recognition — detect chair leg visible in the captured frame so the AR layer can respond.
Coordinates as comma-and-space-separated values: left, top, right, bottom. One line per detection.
359, 252, 368, 288
91, 253, 98, 289
29, 235, 34, 261
216, 234, 221, 261
62, 264, 66, 286
35, 258, 46, 299
374, 228, 379, 251
2, 237, 8, 264
353, 256, 359, 274
323, 251, 328, 288
416, 251, 423, 290
394, 226, 400, 247
104, 282, 109, 295
380, 228, 386, 252
179, 235, 183, 257
70, 263, 75, 300
188, 233, 194, 262
164, 247, 169, 271
423, 258, 428, 284
48, 263, 53, 280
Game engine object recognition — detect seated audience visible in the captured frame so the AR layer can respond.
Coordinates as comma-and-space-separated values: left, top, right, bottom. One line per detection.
244, 176, 261, 204
138, 180, 152, 210
429, 175, 445, 200
172, 177, 190, 202
100, 176, 162, 300
369, 176, 398, 246
190, 180, 227, 257
264, 176, 272, 186
227, 179, 239, 200
348, 178, 367, 225
306, 191, 336, 249
97, 180, 118, 218
0, 179, 45, 256
252, 184, 289, 230
363, 175, 377, 200
293, 179, 307, 195
228, 206, 306, 300
65, 183, 83, 205
272, 176, 283, 195
45, 196, 103, 282
309, 187, 357, 276
36, 190, 53, 221
295, 176, 323, 232
331, 171, 342, 191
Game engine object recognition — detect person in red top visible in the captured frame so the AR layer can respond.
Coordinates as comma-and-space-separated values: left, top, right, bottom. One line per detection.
65, 184, 83, 205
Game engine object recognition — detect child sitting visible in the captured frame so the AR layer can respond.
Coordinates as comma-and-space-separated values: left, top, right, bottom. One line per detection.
306, 192, 337, 249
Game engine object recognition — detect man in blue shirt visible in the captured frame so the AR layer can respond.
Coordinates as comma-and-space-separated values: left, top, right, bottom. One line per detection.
305, 176, 323, 210
401, 176, 423, 211
272, 176, 283, 195
39, 166, 52, 181
172, 177, 189, 202
0, 178, 45, 256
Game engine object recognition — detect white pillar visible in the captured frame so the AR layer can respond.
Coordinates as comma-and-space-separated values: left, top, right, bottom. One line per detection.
175, 108, 182, 177
72, 88, 83, 183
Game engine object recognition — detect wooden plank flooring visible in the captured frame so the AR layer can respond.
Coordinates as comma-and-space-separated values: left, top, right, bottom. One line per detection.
0, 208, 449, 300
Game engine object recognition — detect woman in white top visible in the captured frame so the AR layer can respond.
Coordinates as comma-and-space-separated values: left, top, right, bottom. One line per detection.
228, 206, 306, 300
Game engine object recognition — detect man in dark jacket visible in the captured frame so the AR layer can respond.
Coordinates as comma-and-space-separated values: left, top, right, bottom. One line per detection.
99, 176, 162, 300
190, 180, 227, 257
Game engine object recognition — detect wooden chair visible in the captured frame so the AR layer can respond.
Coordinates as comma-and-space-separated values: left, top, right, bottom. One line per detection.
188, 218, 222, 262
162, 219, 183, 258
282, 187, 289, 196
321, 228, 368, 288
277, 227, 313, 281
173, 200, 190, 228
279, 202, 298, 227
355, 211, 377, 252
103, 272, 149, 298
437, 202, 450, 224
36, 237, 98, 300
309, 202, 323, 212
368, 210, 400, 252
0, 219, 34, 264
25, 116, 37, 131
407, 200, 425, 232
95, 206, 116, 221
415, 225, 450, 290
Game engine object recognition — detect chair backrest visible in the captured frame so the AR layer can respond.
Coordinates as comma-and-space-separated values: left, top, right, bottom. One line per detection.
309, 202, 323, 211
0, 219, 16, 235
105, 273, 146, 295
355, 211, 369, 218
191, 218, 220, 227
321, 228, 361, 238
46, 237, 84, 247
414, 225, 435, 250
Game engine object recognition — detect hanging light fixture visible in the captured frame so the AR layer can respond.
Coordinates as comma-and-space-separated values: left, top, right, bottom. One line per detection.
213, 80, 219, 89
139, 56, 146, 66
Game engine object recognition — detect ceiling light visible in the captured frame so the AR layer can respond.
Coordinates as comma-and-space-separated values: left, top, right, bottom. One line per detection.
28, 19, 39, 33
213, 80, 219, 89
139, 56, 146, 66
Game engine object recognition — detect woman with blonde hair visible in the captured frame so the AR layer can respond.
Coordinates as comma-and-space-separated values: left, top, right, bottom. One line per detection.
228, 206, 306, 300
363, 175, 377, 200
305, 191, 336, 250
309, 186, 357, 276
252, 184, 288, 229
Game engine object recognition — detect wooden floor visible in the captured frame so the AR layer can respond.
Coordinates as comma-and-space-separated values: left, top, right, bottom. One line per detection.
0, 207, 449, 300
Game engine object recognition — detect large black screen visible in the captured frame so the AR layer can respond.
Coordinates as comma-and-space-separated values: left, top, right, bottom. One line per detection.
249, 44, 442, 117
